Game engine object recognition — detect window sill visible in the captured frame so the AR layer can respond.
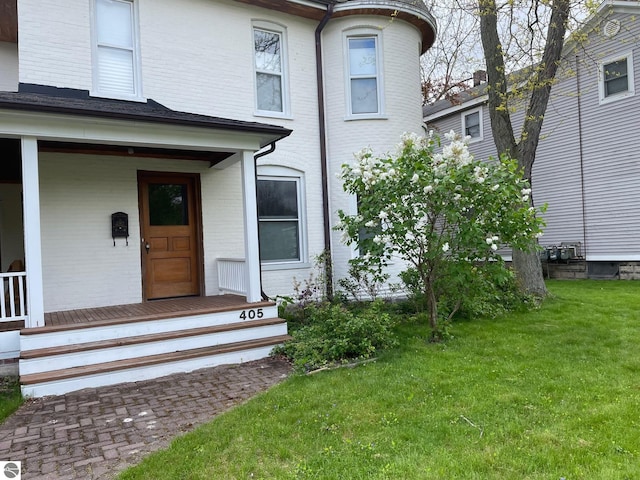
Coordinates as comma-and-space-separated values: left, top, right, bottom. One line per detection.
90, 90, 147, 103
344, 114, 388, 122
261, 261, 311, 271
254, 111, 293, 121
599, 91, 635, 105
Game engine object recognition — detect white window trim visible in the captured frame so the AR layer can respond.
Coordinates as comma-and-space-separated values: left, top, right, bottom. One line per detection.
598, 51, 635, 105
343, 28, 386, 120
462, 106, 483, 143
90, 0, 144, 101
252, 21, 291, 119
257, 166, 308, 270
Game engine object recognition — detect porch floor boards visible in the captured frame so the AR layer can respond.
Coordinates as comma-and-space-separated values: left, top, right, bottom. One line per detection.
37, 294, 274, 332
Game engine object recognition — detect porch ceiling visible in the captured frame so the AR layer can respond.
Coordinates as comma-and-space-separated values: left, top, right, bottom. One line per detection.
38, 141, 235, 166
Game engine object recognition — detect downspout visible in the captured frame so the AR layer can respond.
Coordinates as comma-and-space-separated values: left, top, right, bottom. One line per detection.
575, 56, 588, 260
316, 5, 334, 300
254, 142, 277, 301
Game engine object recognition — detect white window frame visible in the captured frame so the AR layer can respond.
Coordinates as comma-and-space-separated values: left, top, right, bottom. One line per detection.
344, 29, 385, 120
90, 0, 143, 101
257, 166, 308, 270
462, 106, 483, 142
598, 51, 635, 105
252, 21, 290, 119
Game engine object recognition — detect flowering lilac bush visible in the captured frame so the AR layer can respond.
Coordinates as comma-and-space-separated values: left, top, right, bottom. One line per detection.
337, 131, 545, 339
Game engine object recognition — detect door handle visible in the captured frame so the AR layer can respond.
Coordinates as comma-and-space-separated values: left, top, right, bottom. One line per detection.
145, 243, 150, 254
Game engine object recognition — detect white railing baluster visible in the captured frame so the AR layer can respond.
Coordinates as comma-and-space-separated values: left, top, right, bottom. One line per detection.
217, 258, 247, 295
0, 271, 28, 323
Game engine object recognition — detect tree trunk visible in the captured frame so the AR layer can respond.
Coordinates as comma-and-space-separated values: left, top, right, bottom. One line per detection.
479, 0, 571, 298
512, 248, 547, 297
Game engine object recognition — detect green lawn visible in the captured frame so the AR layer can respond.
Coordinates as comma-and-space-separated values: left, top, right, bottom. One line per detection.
118, 280, 635, 478
0, 375, 22, 424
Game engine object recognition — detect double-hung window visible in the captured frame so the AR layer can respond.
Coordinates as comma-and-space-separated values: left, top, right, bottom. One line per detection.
462, 107, 483, 141
93, 0, 141, 99
253, 25, 288, 115
599, 52, 635, 104
346, 33, 383, 116
257, 175, 305, 264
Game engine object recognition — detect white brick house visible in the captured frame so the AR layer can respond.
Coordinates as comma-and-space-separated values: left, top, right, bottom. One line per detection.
0, 0, 435, 395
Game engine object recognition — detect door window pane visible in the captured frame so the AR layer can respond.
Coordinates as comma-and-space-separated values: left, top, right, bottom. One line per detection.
149, 184, 188, 226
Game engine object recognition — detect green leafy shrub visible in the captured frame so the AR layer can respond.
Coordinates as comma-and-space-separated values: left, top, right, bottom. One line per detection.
402, 260, 530, 324
336, 131, 545, 338
274, 300, 398, 372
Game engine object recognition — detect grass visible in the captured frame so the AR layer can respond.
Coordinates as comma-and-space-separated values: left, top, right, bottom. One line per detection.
0, 375, 23, 424
112, 281, 639, 477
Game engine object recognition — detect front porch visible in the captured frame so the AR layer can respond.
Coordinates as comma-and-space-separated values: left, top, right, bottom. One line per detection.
42, 293, 260, 328
18, 294, 288, 397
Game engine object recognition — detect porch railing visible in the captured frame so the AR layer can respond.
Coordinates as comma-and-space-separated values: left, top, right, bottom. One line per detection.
217, 258, 246, 295
1, 271, 27, 322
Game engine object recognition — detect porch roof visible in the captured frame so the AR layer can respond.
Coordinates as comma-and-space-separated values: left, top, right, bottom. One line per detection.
0, 84, 292, 148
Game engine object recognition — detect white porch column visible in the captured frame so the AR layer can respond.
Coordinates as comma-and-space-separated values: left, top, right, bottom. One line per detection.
21, 137, 45, 327
240, 150, 262, 303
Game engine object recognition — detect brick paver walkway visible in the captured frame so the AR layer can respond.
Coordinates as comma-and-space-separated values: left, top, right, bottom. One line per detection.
0, 358, 291, 479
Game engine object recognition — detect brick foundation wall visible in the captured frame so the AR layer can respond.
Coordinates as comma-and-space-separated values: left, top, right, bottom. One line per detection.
619, 262, 640, 280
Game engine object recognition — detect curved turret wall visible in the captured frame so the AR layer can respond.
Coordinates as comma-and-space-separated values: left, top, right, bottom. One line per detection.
322, 13, 427, 291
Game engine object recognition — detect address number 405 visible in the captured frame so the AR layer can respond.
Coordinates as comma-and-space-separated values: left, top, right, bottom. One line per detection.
239, 309, 264, 320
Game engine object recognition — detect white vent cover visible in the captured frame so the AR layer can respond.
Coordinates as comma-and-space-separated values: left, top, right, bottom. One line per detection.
604, 19, 621, 38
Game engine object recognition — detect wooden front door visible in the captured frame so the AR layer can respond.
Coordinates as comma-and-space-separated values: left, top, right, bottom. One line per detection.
138, 172, 201, 300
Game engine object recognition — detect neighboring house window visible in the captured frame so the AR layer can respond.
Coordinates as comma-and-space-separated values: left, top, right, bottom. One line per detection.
599, 52, 635, 104
462, 107, 483, 141
93, 0, 141, 99
257, 173, 305, 264
253, 24, 288, 115
346, 32, 383, 116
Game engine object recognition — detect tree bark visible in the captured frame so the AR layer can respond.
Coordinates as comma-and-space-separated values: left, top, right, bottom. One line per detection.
479, 0, 571, 298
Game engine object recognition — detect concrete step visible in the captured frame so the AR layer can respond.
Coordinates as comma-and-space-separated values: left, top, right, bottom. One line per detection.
21, 335, 290, 398
19, 318, 288, 374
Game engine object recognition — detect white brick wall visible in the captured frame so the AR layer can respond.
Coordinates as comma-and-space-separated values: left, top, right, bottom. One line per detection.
18, 0, 92, 89
322, 16, 425, 287
0, 41, 18, 91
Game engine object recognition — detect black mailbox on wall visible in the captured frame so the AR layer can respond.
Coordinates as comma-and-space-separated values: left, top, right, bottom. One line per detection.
111, 212, 129, 245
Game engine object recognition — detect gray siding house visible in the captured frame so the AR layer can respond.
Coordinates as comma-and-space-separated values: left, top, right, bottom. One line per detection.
424, 0, 640, 279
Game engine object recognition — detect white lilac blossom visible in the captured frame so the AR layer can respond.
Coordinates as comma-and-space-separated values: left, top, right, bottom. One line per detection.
442, 242, 450, 252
